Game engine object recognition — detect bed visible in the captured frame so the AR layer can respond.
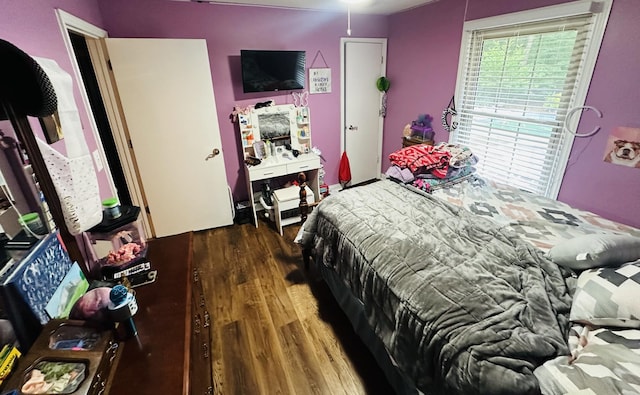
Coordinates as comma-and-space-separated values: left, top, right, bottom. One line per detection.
297, 160, 640, 394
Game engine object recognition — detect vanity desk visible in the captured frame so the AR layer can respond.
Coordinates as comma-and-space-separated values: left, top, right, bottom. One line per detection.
245, 153, 320, 228
237, 104, 321, 228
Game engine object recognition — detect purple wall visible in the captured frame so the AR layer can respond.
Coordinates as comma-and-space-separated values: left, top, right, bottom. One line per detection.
3, 0, 638, 229
387, 0, 640, 228
97, 0, 388, 201
0, 0, 113, 198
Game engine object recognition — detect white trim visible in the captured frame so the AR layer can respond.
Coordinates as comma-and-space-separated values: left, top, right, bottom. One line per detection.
55, 9, 113, 196
463, 0, 600, 31
55, 10, 153, 237
56, 9, 107, 38
453, 0, 613, 198
88, 39, 154, 238
340, 37, 387, 179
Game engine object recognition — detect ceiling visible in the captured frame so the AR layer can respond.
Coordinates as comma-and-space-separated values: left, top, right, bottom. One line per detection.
170, 0, 438, 15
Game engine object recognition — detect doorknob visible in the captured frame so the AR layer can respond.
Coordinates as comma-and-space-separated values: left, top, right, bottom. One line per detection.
347, 125, 358, 131
205, 148, 220, 160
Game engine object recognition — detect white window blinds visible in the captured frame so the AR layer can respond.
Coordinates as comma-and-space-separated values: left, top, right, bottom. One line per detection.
452, 3, 609, 197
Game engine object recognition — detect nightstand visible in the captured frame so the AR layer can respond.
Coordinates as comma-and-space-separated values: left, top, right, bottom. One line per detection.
402, 136, 434, 148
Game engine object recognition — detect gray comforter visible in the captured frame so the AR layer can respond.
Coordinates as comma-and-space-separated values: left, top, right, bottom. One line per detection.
301, 180, 574, 395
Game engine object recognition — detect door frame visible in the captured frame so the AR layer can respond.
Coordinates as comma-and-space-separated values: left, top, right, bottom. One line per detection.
55, 9, 153, 237
340, 37, 387, 180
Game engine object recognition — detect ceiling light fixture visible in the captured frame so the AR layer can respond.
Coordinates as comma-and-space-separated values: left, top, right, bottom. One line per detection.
340, 0, 369, 36
341, 0, 361, 36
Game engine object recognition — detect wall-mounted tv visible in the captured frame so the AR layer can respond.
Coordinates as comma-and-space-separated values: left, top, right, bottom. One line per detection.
241, 50, 306, 93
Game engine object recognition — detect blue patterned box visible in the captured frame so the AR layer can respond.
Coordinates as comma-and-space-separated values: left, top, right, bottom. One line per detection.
0, 232, 73, 350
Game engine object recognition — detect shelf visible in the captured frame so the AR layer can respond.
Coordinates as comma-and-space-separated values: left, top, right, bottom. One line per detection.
281, 216, 302, 227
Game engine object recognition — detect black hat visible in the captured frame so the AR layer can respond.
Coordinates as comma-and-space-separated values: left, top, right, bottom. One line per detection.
0, 38, 57, 120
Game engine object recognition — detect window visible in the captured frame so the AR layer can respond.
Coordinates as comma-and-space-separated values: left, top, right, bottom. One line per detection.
451, 0, 612, 197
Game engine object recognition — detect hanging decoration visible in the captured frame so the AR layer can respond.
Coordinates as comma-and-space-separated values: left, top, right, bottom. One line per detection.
292, 91, 309, 107
563, 105, 602, 138
376, 76, 390, 117
309, 50, 331, 94
442, 96, 458, 132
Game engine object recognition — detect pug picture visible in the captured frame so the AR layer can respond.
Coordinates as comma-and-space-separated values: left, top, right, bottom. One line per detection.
603, 127, 640, 168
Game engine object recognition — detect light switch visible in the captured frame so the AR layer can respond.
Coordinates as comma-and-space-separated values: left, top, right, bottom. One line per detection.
93, 150, 104, 172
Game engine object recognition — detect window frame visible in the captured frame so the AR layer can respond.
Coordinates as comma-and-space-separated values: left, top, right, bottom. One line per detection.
452, 0, 613, 198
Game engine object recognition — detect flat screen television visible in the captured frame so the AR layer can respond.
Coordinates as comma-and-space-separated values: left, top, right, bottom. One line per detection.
241, 50, 306, 93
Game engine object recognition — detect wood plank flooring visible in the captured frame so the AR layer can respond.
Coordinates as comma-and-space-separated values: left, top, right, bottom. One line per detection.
193, 222, 394, 395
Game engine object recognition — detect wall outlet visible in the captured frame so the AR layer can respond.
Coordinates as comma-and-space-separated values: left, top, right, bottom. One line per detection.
93, 150, 104, 172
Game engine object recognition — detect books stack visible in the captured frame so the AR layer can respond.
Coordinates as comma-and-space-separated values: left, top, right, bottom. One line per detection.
0, 344, 21, 385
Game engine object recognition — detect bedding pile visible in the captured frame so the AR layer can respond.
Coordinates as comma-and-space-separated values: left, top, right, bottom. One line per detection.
386, 142, 478, 192
534, 260, 640, 394
301, 180, 575, 395
535, 325, 640, 394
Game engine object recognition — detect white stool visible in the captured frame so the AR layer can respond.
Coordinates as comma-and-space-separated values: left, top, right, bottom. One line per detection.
273, 185, 314, 236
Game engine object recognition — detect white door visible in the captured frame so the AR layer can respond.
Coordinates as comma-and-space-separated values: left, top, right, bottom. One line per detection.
341, 38, 387, 185
105, 38, 233, 237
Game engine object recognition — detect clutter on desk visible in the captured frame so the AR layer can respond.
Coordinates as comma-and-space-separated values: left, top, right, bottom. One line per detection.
85, 206, 150, 283
0, 344, 21, 386
244, 156, 261, 166
0, 319, 120, 395
237, 103, 312, 162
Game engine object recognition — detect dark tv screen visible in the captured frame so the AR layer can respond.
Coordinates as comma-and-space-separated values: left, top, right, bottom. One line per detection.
241, 50, 306, 93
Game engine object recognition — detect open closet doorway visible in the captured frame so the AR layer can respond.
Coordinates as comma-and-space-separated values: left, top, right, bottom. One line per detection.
55, 9, 153, 237
56, 10, 234, 238
67, 31, 131, 207
341, 37, 387, 186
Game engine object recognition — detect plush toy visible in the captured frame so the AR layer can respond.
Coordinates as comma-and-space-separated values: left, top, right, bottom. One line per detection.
410, 114, 435, 141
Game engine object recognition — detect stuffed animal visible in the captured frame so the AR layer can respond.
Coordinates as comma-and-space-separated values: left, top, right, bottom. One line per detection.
415, 114, 433, 128
410, 114, 435, 141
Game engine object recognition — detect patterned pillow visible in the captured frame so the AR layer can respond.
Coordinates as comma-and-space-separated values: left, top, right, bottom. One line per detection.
570, 261, 640, 328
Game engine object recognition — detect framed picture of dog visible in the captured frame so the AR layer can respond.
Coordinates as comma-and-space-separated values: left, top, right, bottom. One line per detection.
603, 126, 640, 168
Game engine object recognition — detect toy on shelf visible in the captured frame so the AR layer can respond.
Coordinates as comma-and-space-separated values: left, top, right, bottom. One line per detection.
410, 114, 435, 141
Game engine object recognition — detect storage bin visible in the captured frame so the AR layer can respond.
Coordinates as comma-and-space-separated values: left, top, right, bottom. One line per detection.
86, 206, 147, 278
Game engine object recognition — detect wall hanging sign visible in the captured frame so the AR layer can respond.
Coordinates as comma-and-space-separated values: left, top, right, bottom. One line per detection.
309, 68, 331, 94
603, 126, 640, 168
309, 50, 331, 94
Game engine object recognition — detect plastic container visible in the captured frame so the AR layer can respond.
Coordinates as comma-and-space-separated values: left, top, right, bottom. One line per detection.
18, 213, 47, 237
48, 325, 103, 351
86, 206, 147, 277
21, 360, 86, 394
102, 197, 121, 220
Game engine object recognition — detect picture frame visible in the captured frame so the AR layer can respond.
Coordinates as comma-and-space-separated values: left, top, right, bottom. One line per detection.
603, 126, 640, 168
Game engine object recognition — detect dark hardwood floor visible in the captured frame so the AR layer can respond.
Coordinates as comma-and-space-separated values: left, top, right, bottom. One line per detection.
193, 221, 395, 395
